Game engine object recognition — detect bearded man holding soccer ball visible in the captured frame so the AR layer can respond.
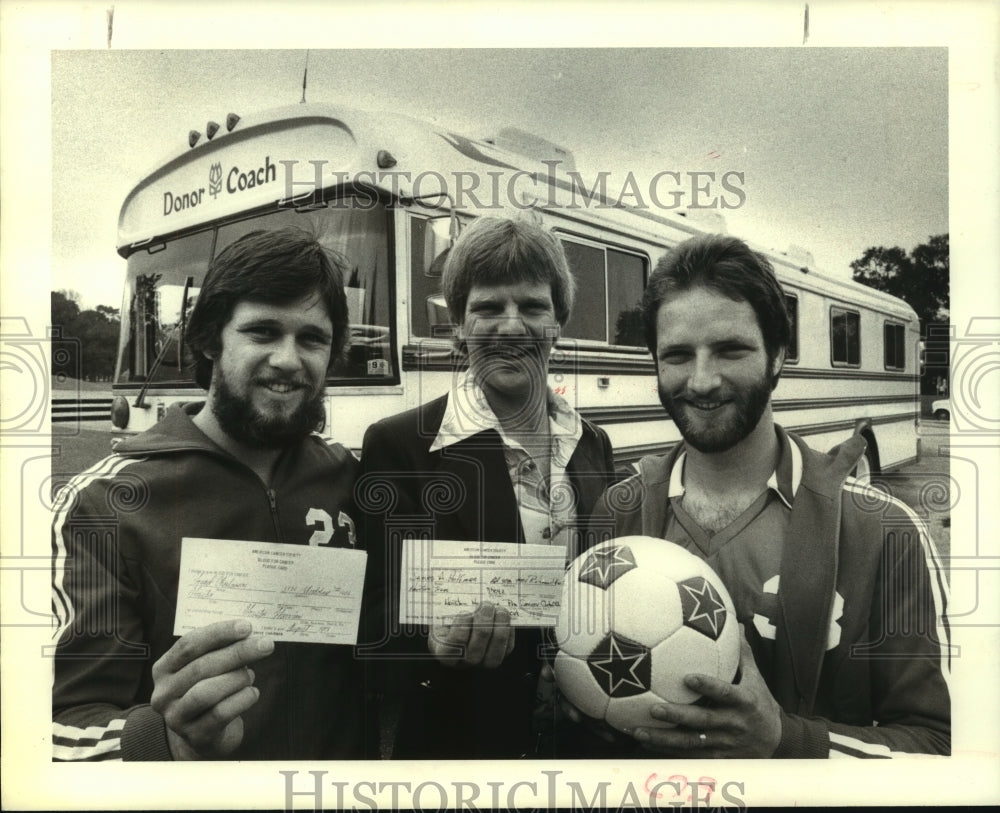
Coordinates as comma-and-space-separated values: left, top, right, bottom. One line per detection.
575, 234, 951, 758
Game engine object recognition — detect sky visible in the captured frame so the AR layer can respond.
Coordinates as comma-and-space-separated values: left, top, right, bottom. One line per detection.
49, 46, 949, 310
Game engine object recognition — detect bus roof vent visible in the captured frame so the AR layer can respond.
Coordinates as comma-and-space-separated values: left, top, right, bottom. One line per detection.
785, 244, 815, 271
486, 127, 576, 172
680, 209, 727, 234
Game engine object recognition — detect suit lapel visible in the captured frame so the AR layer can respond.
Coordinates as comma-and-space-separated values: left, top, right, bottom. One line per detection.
566, 428, 606, 518
436, 431, 524, 544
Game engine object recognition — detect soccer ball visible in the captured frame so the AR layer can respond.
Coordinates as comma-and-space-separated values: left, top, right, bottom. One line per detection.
553, 536, 740, 733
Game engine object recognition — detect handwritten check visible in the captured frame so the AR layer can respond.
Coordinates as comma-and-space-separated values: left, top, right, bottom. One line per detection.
400, 539, 568, 627
174, 537, 367, 645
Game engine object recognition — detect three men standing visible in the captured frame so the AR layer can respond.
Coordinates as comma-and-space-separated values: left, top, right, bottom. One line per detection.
52, 223, 949, 761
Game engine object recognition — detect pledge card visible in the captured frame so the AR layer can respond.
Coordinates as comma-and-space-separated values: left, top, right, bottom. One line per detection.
174, 537, 367, 645
400, 539, 568, 627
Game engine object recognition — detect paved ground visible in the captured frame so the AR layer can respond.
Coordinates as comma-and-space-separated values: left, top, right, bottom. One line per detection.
873, 418, 951, 561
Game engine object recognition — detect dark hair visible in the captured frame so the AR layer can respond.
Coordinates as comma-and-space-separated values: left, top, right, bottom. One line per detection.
442, 216, 575, 326
642, 232, 790, 368
185, 227, 351, 389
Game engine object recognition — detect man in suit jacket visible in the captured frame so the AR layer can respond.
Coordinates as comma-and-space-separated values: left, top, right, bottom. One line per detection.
358, 216, 615, 759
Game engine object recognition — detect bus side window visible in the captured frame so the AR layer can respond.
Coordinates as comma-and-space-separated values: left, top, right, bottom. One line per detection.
426, 294, 454, 338
831, 306, 861, 366
607, 248, 646, 347
884, 322, 905, 370
561, 240, 606, 342
784, 293, 799, 362
410, 214, 458, 338
561, 238, 647, 347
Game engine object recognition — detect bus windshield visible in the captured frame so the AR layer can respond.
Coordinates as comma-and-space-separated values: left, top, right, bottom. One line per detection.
115, 199, 394, 387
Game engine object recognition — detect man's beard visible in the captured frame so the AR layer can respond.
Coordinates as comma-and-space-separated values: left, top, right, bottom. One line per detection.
210, 369, 326, 449
658, 373, 773, 454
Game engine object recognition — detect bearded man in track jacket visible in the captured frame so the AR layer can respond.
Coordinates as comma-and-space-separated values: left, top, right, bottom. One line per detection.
578, 233, 950, 758
51, 228, 374, 760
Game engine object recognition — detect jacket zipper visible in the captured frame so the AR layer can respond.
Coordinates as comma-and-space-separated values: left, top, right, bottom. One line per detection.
266, 487, 284, 543
122, 438, 287, 543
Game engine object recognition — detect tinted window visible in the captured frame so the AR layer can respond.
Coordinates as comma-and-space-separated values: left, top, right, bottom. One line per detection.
884, 322, 905, 370
608, 249, 646, 347
784, 293, 799, 362
561, 238, 647, 346
561, 241, 607, 342
831, 307, 861, 366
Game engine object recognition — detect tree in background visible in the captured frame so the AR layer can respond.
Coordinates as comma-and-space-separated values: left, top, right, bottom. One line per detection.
850, 234, 949, 335
850, 234, 950, 396
51, 290, 120, 381
51, 289, 81, 332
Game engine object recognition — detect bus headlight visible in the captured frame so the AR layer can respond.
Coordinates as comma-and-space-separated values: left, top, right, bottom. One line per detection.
110, 396, 130, 429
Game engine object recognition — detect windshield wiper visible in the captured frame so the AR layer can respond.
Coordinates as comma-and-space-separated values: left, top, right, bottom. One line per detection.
134, 275, 194, 409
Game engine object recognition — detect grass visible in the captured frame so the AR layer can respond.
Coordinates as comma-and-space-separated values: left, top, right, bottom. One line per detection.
51, 375, 113, 393
50, 428, 119, 497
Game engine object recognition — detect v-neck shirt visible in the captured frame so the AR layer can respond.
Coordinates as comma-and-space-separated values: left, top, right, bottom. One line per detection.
660, 431, 804, 683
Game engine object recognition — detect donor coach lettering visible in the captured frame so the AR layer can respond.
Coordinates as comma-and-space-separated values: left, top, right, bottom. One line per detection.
163, 187, 204, 215
227, 155, 277, 193
161, 155, 278, 218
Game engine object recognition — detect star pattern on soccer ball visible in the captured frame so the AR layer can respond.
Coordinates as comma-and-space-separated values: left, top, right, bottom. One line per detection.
590, 633, 650, 697
680, 578, 727, 639
578, 545, 637, 589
